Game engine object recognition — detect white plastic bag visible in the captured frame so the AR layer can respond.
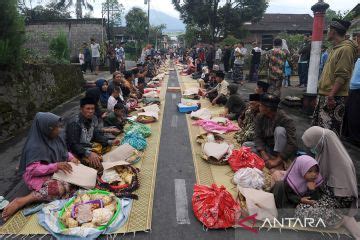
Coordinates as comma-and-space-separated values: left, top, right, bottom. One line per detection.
191, 108, 212, 120
233, 167, 264, 189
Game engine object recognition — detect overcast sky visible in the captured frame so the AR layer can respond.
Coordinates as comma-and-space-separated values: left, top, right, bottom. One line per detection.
91, 0, 356, 18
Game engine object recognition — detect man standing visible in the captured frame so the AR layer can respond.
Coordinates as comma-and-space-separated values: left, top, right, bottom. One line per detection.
297, 34, 311, 87
223, 44, 231, 73
267, 38, 288, 97
90, 38, 100, 75
66, 97, 118, 170
232, 42, 247, 85
312, 18, 357, 136
249, 42, 262, 82
215, 46, 222, 66
115, 43, 125, 72
206, 45, 215, 71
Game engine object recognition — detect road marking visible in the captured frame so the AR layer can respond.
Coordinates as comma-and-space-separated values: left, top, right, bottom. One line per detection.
171, 115, 178, 128
174, 179, 191, 225
171, 93, 177, 100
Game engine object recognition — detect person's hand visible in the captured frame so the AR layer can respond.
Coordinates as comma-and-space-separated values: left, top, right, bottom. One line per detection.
57, 162, 73, 174
101, 112, 109, 119
112, 139, 121, 146
307, 182, 317, 191
211, 99, 217, 105
70, 157, 80, 165
109, 128, 121, 135
88, 152, 102, 169
301, 197, 316, 206
327, 96, 336, 109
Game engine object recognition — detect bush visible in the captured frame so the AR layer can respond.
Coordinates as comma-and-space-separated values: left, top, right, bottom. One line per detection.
220, 35, 240, 48
0, 0, 25, 70
49, 32, 70, 62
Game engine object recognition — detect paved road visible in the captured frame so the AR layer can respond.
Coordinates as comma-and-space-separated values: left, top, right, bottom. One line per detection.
0, 68, 357, 239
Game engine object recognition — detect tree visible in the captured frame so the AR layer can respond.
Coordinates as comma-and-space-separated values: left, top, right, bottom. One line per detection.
49, 31, 70, 61
219, 35, 239, 48
0, 0, 25, 69
102, 0, 124, 40
325, 9, 350, 22
125, 7, 147, 53
172, 0, 268, 43
55, 0, 94, 19
149, 24, 166, 49
19, 2, 71, 22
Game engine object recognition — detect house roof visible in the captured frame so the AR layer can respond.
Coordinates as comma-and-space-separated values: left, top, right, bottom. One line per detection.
244, 14, 314, 32
113, 26, 127, 36
26, 18, 104, 25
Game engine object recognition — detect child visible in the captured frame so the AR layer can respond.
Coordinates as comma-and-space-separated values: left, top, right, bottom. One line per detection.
223, 84, 246, 120
107, 86, 120, 112
283, 60, 292, 88
205, 71, 229, 105
104, 103, 127, 132
273, 155, 324, 209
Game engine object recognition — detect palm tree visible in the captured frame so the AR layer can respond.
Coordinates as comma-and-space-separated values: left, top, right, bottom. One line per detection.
55, 0, 93, 19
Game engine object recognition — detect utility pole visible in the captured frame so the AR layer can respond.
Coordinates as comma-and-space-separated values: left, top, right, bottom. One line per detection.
303, 0, 329, 114
145, 0, 151, 44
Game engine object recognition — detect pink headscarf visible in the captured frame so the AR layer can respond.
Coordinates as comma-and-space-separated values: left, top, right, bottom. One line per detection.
284, 155, 324, 196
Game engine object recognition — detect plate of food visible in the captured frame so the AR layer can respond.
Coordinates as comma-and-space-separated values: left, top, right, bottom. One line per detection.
58, 190, 121, 231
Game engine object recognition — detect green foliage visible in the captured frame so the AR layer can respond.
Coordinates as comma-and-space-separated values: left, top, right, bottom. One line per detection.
49, 32, 70, 62
19, 2, 71, 22
54, 0, 94, 19
276, 33, 305, 52
325, 9, 350, 22
220, 35, 240, 48
0, 0, 25, 70
172, 0, 268, 43
125, 7, 148, 43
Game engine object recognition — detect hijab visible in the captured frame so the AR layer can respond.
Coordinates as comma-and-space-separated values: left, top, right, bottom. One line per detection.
284, 155, 323, 196
302, 126, 358, 216
282, 39, 289, 52
96, 79, 110, 107
19, 112, 68, 174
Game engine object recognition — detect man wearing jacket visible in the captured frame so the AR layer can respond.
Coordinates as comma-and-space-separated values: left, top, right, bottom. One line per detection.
312, 18, 358, 136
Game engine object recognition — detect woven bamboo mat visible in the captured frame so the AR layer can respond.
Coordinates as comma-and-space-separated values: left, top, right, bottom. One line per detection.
176, 69, 353, 236
0, 74, 169, 236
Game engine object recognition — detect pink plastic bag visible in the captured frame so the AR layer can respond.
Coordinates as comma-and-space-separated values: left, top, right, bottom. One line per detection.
193, 119, 240, 134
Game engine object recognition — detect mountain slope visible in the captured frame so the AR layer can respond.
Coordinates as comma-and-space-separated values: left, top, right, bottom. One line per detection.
149, 9, 185, 32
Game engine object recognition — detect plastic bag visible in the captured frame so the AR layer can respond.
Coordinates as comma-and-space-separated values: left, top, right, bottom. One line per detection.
233, 167, 264, 189
228, 146, 265, 172
192, 184, 241, 229
121, 132, 147, 151
124, 120, 151, 138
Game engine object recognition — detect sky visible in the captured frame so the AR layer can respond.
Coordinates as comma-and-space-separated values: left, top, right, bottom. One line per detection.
91, 0, 356, 18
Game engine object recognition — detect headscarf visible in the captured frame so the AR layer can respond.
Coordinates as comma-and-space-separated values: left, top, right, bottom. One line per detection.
19, 112, 68, 174
302, 126, 358, 216
96, 79, 110, 107
284, 155, 323, 196
282, 39, 289, 52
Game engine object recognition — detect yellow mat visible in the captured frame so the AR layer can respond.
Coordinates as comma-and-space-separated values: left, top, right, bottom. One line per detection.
176, 69, 352, 236
0, 73, 169, 236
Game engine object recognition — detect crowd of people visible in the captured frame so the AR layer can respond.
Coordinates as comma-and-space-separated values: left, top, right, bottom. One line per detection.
1, 48, 166, 222
176, 17, 360, 238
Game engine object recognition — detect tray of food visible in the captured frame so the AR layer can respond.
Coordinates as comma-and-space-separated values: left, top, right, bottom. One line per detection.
58, 190, 121, 230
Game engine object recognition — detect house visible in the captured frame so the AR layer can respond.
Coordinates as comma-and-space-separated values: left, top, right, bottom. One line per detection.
243, 14, 315, 50
347, 4, 360, 38
112, 26, 135, 43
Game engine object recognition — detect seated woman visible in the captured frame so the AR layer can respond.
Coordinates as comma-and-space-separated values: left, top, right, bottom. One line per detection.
301, 126, 360, 238
2, 112, 78, 221
234, 94, 260, 145
222, 84, 246, 120
96, 79, 110, 110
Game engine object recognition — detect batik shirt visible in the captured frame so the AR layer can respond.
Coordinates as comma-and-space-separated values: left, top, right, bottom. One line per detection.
267, 48, 288, 81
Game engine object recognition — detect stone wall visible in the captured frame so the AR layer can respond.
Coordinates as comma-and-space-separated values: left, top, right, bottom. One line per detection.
0, 64, 85, 142
25, 19, 106, 61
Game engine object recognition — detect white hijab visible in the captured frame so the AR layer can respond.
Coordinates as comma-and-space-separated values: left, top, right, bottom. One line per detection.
282, 39, 289, 52
302, 126, 358, 216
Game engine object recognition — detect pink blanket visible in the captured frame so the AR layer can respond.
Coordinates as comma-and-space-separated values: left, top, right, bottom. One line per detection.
193, 119, 240, 134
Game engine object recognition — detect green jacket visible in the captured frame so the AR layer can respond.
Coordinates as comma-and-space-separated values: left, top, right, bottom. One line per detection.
318, 39, 358, 96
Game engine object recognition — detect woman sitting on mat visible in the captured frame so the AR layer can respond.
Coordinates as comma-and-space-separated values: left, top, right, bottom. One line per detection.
2, 112, 79, 221
181, 57, 195, 76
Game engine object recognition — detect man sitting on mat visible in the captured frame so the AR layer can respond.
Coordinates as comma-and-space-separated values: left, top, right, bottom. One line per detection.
243, 94, 298, 170
205, 70, 229, 105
